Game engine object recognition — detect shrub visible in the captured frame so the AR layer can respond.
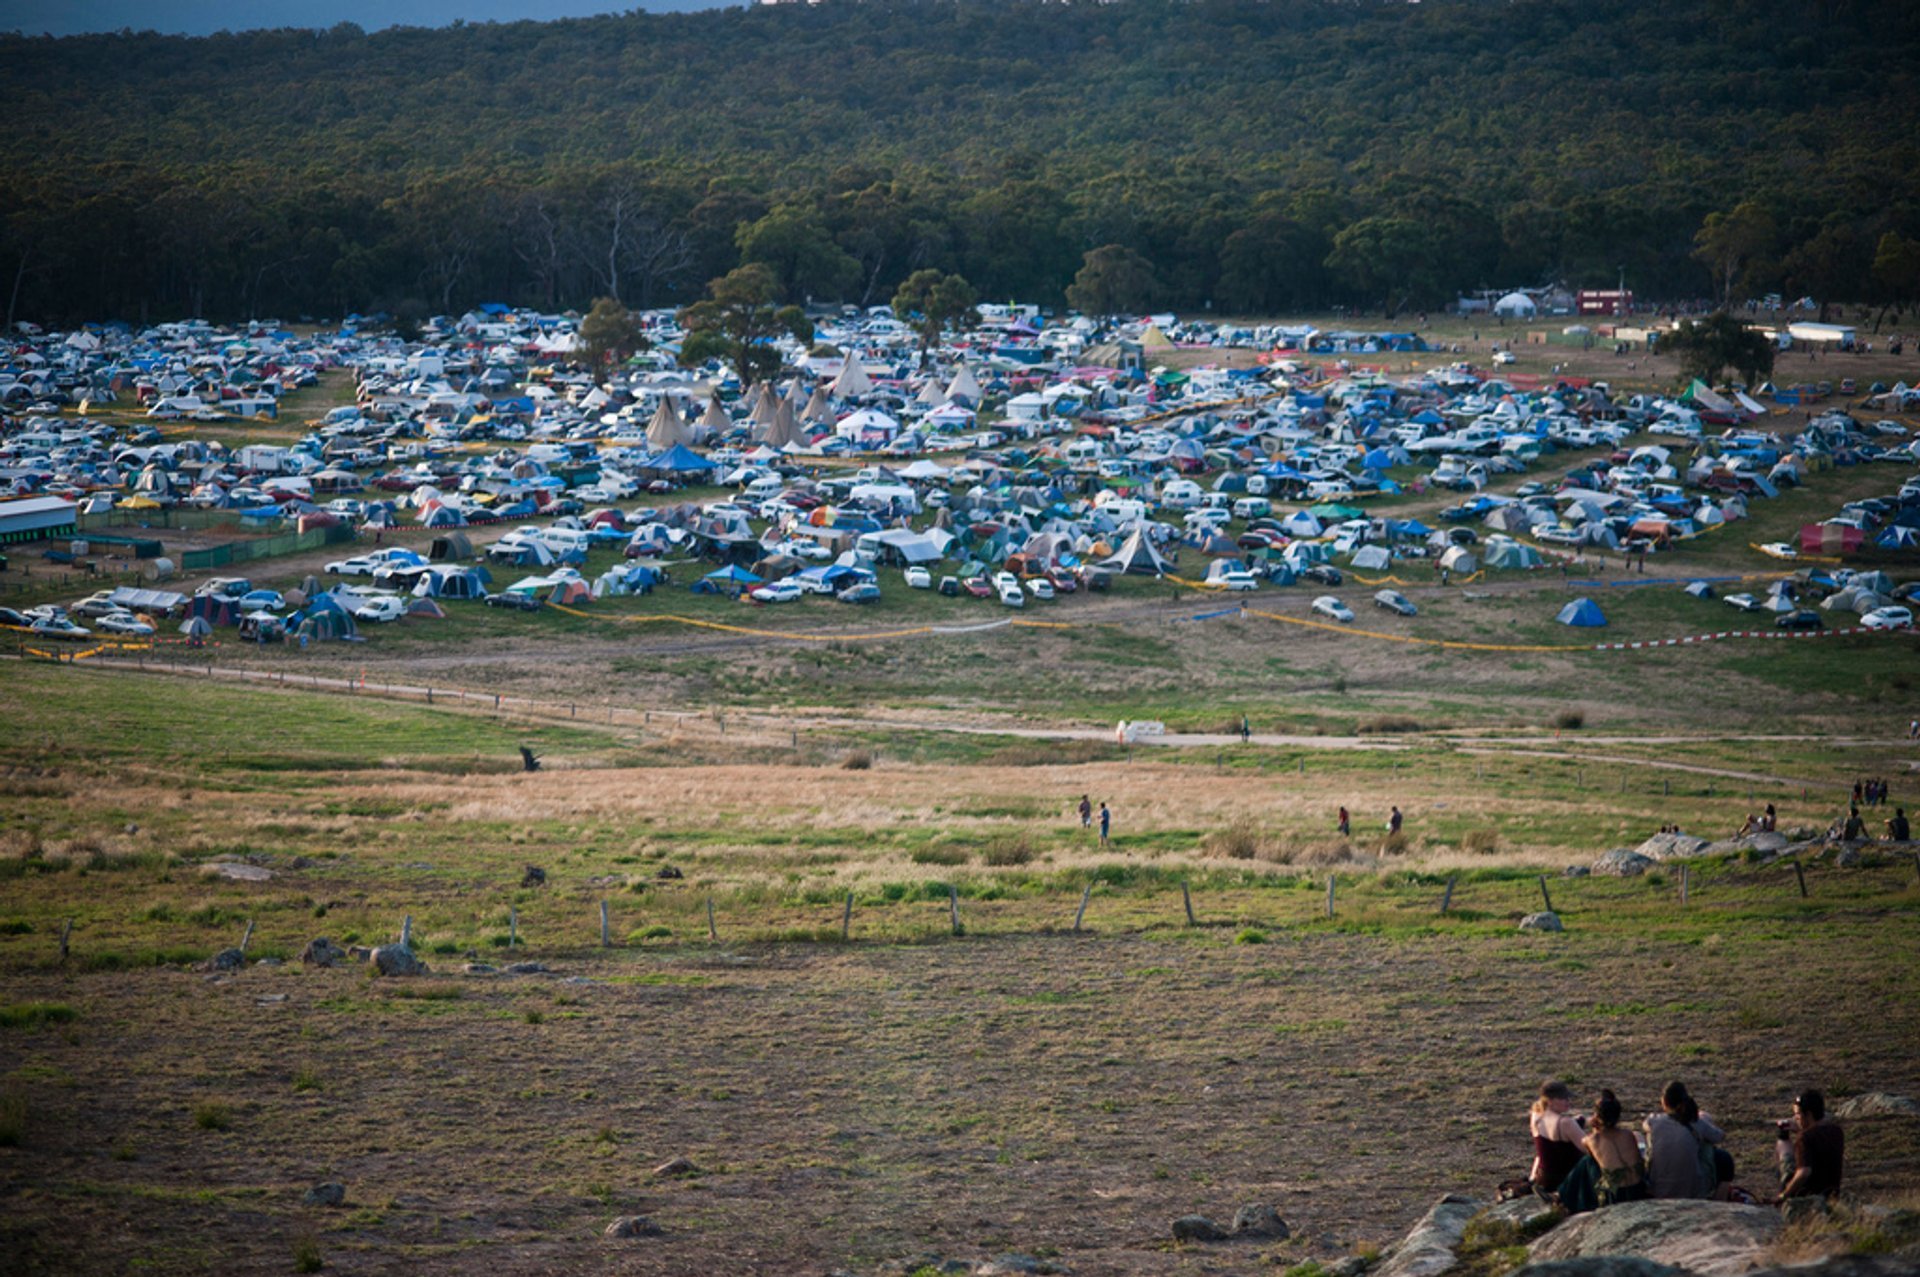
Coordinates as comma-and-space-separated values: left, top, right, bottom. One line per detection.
292, 1234, 323, 1273
910, 846, 967, 866
981, 834, 1036, 867
1357, 716, 1424, 734
840, 750, 873, 771
1203, 817, 1269, 861
628, 925, 673, 942
292, 1067, 321, 1093
192, 1101, 231, 1131
1462, 828, 1500, 855
523, 1010, 544, 1025
0, 1002, 77, 1031
0, 1090, 25, 1147
1552, 709, 1585, 730
0, 920, 30, 935
1235, 928, 1268, 945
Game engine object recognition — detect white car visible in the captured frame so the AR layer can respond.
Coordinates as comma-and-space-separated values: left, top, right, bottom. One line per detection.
1492, 350, 1517, 366
1723, 593, 1763, 612
95, 612, 156, 636
1311, 595, 1355, 623
903, 566, 932, 589
1533, 526, 1583, 546
1757, 542, 1799, 560
1216, 569, 1259, 592
353, 596, 407, 623
749, 581, 803, 604
1024, 577, 1055, 601
72, 591, 124, 618
30, 616, 92, 639
1861, 606, 1914, 631
326, 553, 388, 577
1373, 589, 1417, 616
997, 584, 1025, 609
991, 570, 1020, 595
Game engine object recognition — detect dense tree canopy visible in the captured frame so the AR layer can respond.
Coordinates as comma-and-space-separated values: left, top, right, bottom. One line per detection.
1, 0, 1917, 325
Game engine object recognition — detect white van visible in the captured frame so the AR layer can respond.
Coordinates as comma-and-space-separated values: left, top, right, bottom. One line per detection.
1232, 497, 1272, 520
744, 474, 784, 500
1103, 498, 1149, 524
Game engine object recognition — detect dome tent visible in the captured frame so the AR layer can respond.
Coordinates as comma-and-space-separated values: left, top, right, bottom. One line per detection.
1493, 292, 1538, 317
1556, 597, 1606, 627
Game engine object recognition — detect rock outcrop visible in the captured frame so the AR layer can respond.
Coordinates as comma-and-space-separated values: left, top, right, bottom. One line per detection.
1524, 1199, 1782, 1277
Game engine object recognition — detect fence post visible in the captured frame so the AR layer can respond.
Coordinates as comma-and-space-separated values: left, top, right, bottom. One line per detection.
600, 900, 610, 947
239, 919, 254, 956
1182, 880, 1196, 927
1073, 883, 1093, 933
842, 891, 853, 941
706, 897, 717, 943
1793, 861, 1808, 898
508, 906, 517, 949
1325, 875, 1336, 918
1440, 876, 1456, 915
59, 918, 72, 964
948, 884, 962, 936
400, 915, 411, 948
1680, 865, 1689, 907
1538, 876, 1554, 913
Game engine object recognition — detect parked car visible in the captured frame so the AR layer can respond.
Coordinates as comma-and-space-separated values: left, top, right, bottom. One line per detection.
353, 596, 407, 623
1311, 595, 1354, 623
0, 607, 31, 628
997, 583, 1026, 608
1373, 589, 1417, 616
937, 575, 961, 597
72, 591, 124, 618
484, 591, 542, 612
1492, 350, 1517, 366
30, 616, 92, 639
95, 611, 157, 636
749, 580, 804, 605
1216, 569, 1259, 592
236, 589, 286, 613
836, 583, 882, 605
1046, 569, 1079, 594
1024, 577, 1055, 601
903, 566, 932, 589
1861, 606, 1914, 631
962, 576, 993, 599
1722, 593, 1763, 612
1775, 610, 1824, 631
194, 576, 252, 600
1302, 565, 1344, 586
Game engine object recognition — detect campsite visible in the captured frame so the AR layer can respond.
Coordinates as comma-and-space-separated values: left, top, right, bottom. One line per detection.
2, 297, 1920, 1276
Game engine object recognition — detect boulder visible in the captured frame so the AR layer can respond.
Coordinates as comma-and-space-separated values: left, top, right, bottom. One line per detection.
1835, 847, 1863, 868
1524, 1199, 1782, 1277
1512, 1260, 1684, 1277
1831, 1092, 1920, 1120
1373, 1194, 1483, 1277
370, 944, 427, 977
1634, 833, 1710, 861
1750, 1257, 1920, 1277
520, 865, 547, 888
1520, 911, 1565, 933
302, 1183, 346, 1208
300, 937, 346, 968
603, 1215, 661, 1239
1232, 1202, 1290, 1239
205, 948, 245, 972
652, 1155, 698, 1178
1564, 866, 1592, 878
1479, 1197, 1561, 1233
1592, 849, 1655, 877
200, 861, 272, 882
1171, 1215, 1227, 1242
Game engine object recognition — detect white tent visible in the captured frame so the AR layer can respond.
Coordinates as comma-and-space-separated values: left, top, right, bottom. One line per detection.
1493, 292, 1537, 318
829, 358, 875, 399
1099, 524, 1170, 576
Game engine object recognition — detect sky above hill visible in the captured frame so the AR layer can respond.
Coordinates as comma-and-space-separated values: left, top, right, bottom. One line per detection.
0, 0, 735, 37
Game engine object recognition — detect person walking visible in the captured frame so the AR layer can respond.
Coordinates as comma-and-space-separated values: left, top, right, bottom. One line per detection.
1388, 806, 1403, 835
1240, 714, 1251, 744
1337, 805, 1351, 838
1078, 794, 1092, 830
1098, 802, 1111, 846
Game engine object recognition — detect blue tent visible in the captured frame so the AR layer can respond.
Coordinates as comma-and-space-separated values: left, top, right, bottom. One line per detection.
1556, 598, 1606, 627
703, 564, 763, 585
648, 444, 718, 473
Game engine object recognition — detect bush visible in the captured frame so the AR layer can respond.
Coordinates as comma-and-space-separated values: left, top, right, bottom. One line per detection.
1203, 817, 1269, 861
1235, 928, 1268, 945
910, 845, 967, 866
292, 1067, 321, 1093
981, 835, 1036, 867
292, 1234, 323, 1273
1357, 716, 1424, 734
0, 1089, 25, 1147
628, 925, 673, 942
192, 1101, 231, 1131
0, 1002, 77, 1031
1552, 709, 1585, 730
1462, 828, 1500, 855
840, 750, 873, 771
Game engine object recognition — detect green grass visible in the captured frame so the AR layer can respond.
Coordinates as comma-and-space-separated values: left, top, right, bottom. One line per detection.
0, 1001, 77, 1030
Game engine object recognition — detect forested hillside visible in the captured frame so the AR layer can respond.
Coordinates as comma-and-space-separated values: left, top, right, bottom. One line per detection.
3, 0, 1917, 324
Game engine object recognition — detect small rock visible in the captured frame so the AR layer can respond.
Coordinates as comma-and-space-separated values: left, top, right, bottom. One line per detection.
504, 962, 549, 975
1831, 1092, 1920, 1120
200, 861, 272, 882
656, 865, 684, 880
205, 948, 245, 972
463, 963, 497, 975
124, 823, 139, 835
300, 937, 346, 968
1232, 1202, 1290, 1239
1835, 848, 1863, 868
1592, 849, 1655, 877
1172, 1215, 1226, 1242
520, 865, 547, 888
1519, 911, 1564, 932
303, 1183, 345, 1208
603, 1215, 661, 1239
1563, 865, 1591, 878
652, 1155, 698, 1178
1326, 1259, 1372, 1277
371, 944, 427, 977
255, 994, 289, 1005
1480, 1196, 1560, 1233
288, 856, 312, 869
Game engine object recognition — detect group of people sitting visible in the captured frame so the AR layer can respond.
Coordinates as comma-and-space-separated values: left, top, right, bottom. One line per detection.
1527, 1080, 1844, 1214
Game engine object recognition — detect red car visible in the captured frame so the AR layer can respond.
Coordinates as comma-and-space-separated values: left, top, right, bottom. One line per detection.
1046, 569, 1079, 594
962, 576, 993, 599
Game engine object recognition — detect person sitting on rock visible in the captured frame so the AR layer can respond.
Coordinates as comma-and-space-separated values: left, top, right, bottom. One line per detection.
1530, 1080, 1588, 1198
1584, 1089, 1649, 1205
1842, 807, 1866, 840
1887, 808, 1911, 842
1773, 1088, 1844, 1204
1645, 1080, 1729, 1200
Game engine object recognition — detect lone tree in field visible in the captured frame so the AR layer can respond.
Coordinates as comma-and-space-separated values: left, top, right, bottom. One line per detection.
1663, 312, 1775, 387
890, 268, 977, 367
578, 296, 645, 374
1692, 202, 1777, 308
1067, 244, 1156, 316
676, 263, 814, 387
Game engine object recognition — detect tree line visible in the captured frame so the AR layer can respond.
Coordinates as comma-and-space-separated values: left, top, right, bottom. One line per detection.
2, 0, 1918, 327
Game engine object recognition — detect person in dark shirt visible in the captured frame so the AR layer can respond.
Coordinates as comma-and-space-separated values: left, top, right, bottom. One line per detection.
1888, 808, 1911, 842
1775, 1089, 1845, 1202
